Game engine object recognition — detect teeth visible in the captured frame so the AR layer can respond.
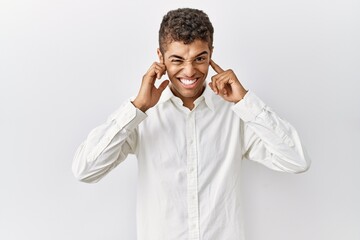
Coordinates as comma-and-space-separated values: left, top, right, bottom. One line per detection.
180, 79, 197, 85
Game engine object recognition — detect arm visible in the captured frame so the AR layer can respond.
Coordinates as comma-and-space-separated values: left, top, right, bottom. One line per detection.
233, 91, 310, 173
72, 102, 146, 183
72, 62, 169, 183
209, 60, 310, 173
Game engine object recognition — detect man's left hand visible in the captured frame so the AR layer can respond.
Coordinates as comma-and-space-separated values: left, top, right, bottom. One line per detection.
209, 60, 248, 103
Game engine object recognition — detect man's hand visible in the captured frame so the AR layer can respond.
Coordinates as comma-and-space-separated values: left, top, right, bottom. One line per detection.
209, 60, 248, 103
132, 62, 169, 112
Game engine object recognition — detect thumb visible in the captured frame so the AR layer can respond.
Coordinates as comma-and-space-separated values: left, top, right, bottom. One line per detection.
157, 80, 170, 93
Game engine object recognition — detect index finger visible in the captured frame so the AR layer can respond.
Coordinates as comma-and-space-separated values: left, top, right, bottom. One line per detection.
210, 59, 225, 74
155, 62, 166, 79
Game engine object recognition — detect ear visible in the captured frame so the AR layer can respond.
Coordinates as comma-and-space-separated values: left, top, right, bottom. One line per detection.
157, 48, 164, 63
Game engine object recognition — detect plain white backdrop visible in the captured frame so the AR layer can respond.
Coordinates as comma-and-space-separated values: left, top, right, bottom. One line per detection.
1, 0, 359, 239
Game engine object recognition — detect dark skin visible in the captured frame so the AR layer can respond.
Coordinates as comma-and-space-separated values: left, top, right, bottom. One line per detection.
132, 40, 248, 111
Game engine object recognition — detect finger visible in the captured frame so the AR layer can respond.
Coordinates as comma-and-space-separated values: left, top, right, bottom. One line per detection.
210, 59, 225, 74
209, 82, 219, 95
155, 64, 166, 79
155, 62, 166, 72
154, 67, 164, 79
216, 78, 227, 94
143, 65, 157, 84
145, 62, 164, 78
210, 76, 219, 94
216, 77, 231, 96
208, 82, 214, 92
157, 80, 169, 92
212, 73, 228, 94
211, 73, 224, 94
155, 68, 162, 79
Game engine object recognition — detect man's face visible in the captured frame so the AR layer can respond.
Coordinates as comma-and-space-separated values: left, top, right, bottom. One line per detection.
158, 40, 212, 104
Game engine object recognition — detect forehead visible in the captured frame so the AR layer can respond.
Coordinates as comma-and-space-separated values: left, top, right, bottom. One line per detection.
163, 40, 211, 58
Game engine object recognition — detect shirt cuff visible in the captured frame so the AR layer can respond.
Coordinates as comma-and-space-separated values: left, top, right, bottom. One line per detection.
231, 90, 266, 122
112, 101, 147, 131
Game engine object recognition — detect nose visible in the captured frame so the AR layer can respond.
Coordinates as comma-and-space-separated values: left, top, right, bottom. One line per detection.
182, 62, 196, 77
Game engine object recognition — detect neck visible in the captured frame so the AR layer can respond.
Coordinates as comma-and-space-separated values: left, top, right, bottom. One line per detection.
170, 85, 206, 110
182, 99, 195, 110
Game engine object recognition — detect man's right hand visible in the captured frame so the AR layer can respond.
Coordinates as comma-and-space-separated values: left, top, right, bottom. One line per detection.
132, 62, 169, 112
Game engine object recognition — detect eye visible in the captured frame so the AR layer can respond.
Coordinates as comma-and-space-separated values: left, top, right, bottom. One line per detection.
195, 56, 206, 63
171, 59, 183, 65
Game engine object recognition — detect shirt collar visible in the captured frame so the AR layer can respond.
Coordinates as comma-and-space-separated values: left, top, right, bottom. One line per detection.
158, 83, 215, 112
202, 84, 215, 111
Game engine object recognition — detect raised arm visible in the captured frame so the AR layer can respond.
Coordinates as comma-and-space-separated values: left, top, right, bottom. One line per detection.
209, 59, 310, 173
72, 102, 146, 183
235, 91, 310, 173
72, 61, 169, 183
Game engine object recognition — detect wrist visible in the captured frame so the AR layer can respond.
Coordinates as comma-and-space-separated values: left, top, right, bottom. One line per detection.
233, 89, 248, 103
132, 98, 149, 112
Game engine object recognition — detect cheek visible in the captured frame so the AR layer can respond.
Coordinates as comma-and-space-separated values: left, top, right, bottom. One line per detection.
198, 64, 210, 76
165, 65, 179, 77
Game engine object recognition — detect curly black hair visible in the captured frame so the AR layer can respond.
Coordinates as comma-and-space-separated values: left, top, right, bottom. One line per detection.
158, 8, 214, 53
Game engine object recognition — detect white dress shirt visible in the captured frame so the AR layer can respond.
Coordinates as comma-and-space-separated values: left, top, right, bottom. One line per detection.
72, 85, 310, 240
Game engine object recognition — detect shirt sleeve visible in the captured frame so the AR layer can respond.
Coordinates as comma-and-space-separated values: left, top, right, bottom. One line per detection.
231, 91, 311, 173
72, 101, 147, 183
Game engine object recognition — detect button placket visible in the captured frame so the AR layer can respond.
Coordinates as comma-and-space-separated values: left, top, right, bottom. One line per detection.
186, 112, 200, 240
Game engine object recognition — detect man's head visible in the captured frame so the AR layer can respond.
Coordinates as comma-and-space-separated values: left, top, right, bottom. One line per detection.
158, 8, 214, 54
157, 8, 214, 108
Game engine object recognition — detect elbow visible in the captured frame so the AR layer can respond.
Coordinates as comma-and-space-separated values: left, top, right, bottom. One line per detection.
72, 169, 92, 184
293, 160, 311, 174
291, 153, 311, 174
294, 149, 312, 174
72, 162, 101, 184
273, 153, 311, 174
73, 170, 101, 184
72, 147, 103, 183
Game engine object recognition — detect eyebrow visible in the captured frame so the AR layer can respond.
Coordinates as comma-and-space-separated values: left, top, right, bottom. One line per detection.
168, 51, 209, 60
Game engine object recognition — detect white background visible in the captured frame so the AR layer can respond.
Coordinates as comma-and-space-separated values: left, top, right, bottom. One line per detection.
1, 0, 359, 239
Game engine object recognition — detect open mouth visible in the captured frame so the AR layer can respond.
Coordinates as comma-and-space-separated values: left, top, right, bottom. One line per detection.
178, 78, 199, 88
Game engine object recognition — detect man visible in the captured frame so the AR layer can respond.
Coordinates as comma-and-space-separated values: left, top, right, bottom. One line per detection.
72, 8, 310, 240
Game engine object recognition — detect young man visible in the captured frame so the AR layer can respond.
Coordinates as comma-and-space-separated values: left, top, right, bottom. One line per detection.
72, 8, 310, 240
